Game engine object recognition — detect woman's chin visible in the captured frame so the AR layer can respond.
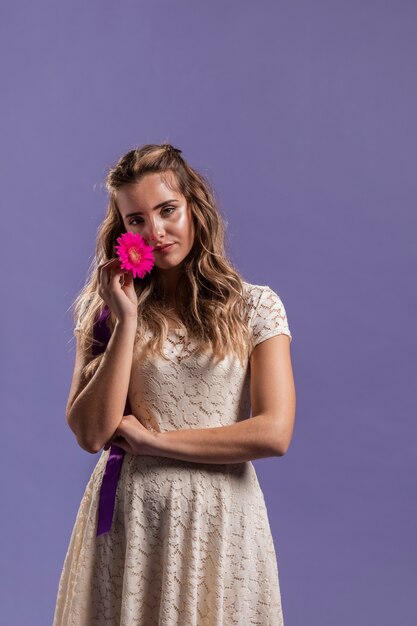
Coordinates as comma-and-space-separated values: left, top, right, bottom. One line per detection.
155, 262, 181, 271
153, 256, 183, 270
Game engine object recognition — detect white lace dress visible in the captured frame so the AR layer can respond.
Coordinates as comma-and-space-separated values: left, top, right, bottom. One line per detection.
53, 281, 292, 626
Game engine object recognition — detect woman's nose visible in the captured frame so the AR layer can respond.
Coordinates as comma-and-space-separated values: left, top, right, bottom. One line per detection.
142, 219, 164, 244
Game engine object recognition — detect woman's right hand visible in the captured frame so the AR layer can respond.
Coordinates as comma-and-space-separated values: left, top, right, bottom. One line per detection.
97, 258, 138, 324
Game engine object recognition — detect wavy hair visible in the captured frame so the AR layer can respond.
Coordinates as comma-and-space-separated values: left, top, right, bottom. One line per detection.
72, 142, 254, 379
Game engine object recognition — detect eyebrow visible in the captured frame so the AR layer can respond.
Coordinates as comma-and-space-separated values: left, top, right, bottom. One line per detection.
125, 199, 179, 218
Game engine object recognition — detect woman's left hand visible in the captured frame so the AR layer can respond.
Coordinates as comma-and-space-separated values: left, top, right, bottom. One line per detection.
103, 414, 157, 455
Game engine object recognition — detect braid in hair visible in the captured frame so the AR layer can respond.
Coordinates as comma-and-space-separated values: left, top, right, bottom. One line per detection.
162, 143, 183, 157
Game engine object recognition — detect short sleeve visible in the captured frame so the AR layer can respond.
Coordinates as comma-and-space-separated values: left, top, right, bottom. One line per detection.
251, 286, 292, 346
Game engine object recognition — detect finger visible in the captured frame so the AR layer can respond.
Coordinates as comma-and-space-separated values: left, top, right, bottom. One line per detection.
100, 258, 121, 281
97, 260, 113, 286
108, 257, 125, 275
122, 271, 134, 287
110, 265, 129, 287
101, 260, 121, 287
112, 437, 132, 454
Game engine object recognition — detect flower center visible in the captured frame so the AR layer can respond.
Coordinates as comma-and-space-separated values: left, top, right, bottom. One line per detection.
128, 247, 142, 264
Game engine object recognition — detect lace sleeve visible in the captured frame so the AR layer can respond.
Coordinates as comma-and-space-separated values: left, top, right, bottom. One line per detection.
251, 285, 292, 346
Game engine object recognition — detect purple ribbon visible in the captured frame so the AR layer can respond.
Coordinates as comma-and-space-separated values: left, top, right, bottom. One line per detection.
92, 306, 130, 537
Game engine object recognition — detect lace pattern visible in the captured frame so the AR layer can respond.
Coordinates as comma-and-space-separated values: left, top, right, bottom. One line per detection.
250, 285, 292, 347
55, 281, 291, 625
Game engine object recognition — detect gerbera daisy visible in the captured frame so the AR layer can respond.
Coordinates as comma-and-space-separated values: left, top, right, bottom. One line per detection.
114, 231, 155, 279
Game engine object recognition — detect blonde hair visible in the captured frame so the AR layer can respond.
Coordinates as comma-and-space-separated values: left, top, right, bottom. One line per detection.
72, 142, 254, 379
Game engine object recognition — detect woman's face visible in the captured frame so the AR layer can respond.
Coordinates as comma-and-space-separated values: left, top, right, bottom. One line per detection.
116, 172, 195, 270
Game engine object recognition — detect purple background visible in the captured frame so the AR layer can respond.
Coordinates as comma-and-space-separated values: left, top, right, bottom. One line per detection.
1, 1, 416, 624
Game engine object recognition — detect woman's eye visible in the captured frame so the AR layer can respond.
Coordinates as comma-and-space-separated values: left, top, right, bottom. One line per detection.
129, 206, 175, 225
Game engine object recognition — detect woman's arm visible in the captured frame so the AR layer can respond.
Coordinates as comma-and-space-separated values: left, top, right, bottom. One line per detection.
145, 414, 283, 464
67, 319, 137, 454
140, 333, 296, 464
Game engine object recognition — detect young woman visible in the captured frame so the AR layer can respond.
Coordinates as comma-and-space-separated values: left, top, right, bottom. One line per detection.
53, 143, 296, 626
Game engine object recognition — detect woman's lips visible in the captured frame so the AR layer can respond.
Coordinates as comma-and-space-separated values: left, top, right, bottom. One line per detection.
154, 243, 175, 253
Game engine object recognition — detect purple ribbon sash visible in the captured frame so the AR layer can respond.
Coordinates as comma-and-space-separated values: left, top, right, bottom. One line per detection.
93, 306, 130, 537
96, 444, 126, 536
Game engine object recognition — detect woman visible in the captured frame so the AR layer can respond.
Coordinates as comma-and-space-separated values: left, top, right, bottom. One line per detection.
53, 143, 296, 625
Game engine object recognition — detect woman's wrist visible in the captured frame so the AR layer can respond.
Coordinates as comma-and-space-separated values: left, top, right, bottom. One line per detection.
135, 429, 164, 456
115, 317, 137, 333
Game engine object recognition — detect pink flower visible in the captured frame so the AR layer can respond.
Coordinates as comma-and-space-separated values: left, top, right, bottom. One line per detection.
114, 231, 155, 279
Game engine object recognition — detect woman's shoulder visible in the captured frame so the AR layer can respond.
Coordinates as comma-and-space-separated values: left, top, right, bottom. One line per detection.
241, 280, 292, 344
241, 280, 272, 305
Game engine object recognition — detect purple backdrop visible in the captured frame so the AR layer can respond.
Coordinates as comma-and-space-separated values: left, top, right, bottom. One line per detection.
1, 1, 416, 624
